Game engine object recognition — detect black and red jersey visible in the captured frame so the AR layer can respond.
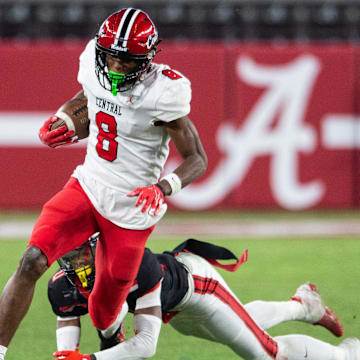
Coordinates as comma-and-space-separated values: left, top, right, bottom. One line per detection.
48, 248, 189, 318
48, 239, 243, 319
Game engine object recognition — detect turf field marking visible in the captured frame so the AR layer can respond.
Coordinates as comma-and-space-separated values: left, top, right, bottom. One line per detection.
0, 221, 34, 238
0, 219, 359, 239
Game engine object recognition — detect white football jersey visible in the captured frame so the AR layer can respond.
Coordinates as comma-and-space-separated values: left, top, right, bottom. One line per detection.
72, 40, 192, 230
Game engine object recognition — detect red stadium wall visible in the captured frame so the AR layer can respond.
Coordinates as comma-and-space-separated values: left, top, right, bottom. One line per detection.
0, 41, 359, 210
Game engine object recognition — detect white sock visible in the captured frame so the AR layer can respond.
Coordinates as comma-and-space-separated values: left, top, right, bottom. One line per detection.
244, 300, 305, 330
0, 345, 7, 360
276, 334, 346, 360
56, 326, 81, 351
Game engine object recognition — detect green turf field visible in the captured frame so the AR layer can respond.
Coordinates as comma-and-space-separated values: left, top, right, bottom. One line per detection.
0, 235, 359, 360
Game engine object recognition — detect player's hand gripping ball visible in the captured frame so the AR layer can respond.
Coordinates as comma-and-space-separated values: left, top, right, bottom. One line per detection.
39, 115, 77, 148
39, 96, 89, 148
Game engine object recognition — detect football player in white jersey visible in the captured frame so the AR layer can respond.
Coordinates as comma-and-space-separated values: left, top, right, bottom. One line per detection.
0, 8, 207, 359
50, 236, 360, 360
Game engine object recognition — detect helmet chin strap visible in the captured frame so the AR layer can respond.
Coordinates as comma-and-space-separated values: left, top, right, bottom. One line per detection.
108, 70, 126, 96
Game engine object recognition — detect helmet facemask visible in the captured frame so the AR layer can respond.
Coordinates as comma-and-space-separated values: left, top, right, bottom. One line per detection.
95, 42, 156, 95
57, 234, 97, 292
94, 8, 160, 95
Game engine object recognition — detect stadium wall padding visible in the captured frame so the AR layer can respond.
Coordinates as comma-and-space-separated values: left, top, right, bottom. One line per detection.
0, 41, 359, 210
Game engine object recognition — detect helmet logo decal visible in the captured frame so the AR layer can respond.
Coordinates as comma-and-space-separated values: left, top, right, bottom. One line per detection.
146, 33, 158, 49
110, 44, 128, 52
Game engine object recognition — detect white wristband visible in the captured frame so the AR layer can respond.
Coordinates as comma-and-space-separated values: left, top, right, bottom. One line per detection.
161, 173, 182, 195
54, 111, 75, 132
57, 316, 79, 321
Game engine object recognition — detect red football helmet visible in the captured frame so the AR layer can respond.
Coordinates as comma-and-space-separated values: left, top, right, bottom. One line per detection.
95, 8, 160, 94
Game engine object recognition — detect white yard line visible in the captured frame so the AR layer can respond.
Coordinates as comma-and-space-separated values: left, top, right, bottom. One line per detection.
0, 219, 359, 239
0, 222, 34, 238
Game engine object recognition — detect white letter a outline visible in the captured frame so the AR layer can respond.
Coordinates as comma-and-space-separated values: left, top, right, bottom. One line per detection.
169, 55, 325, 210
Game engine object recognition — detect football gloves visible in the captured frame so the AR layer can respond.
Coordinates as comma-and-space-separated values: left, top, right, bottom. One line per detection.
39, 115, 78, 148
127, 184, 165, 216
52, 350, 94, 360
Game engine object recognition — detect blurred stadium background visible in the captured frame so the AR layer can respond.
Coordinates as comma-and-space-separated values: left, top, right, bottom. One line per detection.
1, 0, 360, 214
2, 0, 360, 41
0, 1, 359, 359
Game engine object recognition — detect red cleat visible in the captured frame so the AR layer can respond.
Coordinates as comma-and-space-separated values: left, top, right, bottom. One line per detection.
291, 282, 344, 337
314, 305, 343, 337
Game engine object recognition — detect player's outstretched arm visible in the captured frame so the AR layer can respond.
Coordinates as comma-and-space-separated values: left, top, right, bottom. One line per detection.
127, 116, 207, 213
158, 116, 208, 196
53, 307, 162, 360
54, 281, 163, 360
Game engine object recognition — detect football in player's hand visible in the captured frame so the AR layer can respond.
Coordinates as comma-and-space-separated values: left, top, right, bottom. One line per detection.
52, 96, 90, 139
50, 118, 67, 131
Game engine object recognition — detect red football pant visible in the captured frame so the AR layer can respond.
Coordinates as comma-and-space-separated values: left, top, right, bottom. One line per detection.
29, 177, 154, 329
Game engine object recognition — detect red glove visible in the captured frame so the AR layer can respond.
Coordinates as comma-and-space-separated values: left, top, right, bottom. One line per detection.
127, 184, 165, 216
52, 350, 92, 360
39, 115, 78, 148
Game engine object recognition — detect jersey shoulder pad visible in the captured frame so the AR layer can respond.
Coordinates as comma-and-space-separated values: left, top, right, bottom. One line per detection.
151, 64, 191, 122
78, 39, 95, 86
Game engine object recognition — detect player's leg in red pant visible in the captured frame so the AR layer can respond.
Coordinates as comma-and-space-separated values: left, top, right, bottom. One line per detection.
0, 178, 97, 347
88, 211, 154, 329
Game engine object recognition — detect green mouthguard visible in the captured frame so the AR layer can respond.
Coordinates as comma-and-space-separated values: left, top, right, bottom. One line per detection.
108, 71, 126, 96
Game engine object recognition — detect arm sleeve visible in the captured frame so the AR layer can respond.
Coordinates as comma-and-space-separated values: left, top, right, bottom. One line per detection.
151, 76, 192, 122
56, 325, 81, 352
93, 314, 162, 360
135, 282, 162, 311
